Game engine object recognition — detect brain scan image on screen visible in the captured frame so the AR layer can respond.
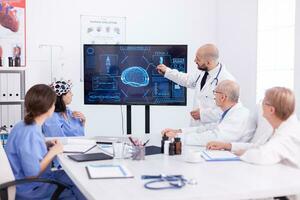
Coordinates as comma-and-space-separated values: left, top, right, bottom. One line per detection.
84, 45, 187, 105
121, 66, 149, 87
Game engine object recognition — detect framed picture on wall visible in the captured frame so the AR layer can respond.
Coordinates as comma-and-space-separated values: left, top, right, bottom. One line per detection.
0, 0, 26, 67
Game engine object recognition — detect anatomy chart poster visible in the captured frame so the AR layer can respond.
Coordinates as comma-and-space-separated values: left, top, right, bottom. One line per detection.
80, 15, 126, 45
80, 15, 126, 80
0, 0, 26, 67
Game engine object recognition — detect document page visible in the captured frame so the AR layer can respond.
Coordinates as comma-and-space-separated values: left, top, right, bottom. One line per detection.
63, 138, 96, 153
201, 150, 240, 161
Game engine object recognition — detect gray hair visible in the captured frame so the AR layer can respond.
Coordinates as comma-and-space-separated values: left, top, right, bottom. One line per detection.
217, 80, 240, 102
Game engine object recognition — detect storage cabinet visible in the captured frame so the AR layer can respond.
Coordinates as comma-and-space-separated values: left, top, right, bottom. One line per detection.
0, 70, 25, 145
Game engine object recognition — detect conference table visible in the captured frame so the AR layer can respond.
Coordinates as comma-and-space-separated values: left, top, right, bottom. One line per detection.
57, 136, 300, 200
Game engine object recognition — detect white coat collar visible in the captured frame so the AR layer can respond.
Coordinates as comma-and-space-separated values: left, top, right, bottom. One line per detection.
275, 114, 299, 135
224, 102, 243, 114
207, 62, 221, 77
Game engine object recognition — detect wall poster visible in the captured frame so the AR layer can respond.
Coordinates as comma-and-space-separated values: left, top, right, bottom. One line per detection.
80, 15, 126, 80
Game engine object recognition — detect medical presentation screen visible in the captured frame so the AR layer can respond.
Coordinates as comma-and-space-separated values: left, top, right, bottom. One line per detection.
83, 44, 187, 105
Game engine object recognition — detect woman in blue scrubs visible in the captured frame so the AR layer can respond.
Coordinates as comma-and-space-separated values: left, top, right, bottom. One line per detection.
42, 80, 85, 137
5, 84, 86, 200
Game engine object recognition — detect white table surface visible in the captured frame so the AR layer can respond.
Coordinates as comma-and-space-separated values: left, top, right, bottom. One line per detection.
57, 142, 300, 200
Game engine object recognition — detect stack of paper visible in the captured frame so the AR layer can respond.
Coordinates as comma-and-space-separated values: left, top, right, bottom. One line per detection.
86, 164, 134, 179
200, 150, 240, 161
97, 144, 114, 156
63, 138, 96, 153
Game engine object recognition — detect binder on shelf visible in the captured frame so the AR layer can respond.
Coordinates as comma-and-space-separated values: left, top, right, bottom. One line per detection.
200, 150, 240, 161
1, 105, 8, 129
7, 73, 21, 101
86, 164, 134, 179
0, 73, 7, 101
0, 106, 2, 128
8, 104, 21, 129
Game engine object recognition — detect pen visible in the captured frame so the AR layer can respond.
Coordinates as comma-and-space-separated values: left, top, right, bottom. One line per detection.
128, 137, 136, 146
143, 139, 150, 146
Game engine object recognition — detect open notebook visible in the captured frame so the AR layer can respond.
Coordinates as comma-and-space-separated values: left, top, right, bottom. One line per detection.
86, 164, 134, 179
200, 150, 240, 161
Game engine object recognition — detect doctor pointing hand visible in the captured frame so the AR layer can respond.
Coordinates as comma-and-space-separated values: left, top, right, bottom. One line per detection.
157, 64, 168, 75
156, 43, 235, 126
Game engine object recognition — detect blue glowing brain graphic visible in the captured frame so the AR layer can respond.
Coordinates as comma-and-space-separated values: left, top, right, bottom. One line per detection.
121, 66, 149, 87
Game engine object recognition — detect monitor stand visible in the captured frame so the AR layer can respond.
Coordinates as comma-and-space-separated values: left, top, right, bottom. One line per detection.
126, 105, 150, 135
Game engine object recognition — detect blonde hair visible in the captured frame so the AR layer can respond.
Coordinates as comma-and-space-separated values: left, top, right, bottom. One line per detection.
264, 87, 295, 120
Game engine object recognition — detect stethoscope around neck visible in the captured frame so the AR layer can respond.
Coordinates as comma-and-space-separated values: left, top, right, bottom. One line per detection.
192, 63, 223, 88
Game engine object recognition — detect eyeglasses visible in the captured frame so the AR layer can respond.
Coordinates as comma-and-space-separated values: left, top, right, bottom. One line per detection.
213, 90, 224, 95
261, 99, 272, 106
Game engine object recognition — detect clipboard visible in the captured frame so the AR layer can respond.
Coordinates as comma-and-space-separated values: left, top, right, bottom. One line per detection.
86, 164, 134, 179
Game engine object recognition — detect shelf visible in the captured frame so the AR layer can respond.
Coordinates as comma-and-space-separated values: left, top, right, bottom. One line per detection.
0, 100, 24, 103
0, 67, 26, 71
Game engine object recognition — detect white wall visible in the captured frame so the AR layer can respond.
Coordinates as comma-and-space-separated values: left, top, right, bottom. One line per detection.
25, 0, 219, 136
295, 0, 300, 117
215, 0, 258, 112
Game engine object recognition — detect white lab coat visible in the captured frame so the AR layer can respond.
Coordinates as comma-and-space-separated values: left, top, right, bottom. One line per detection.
231, 105, 273, 151
240, 114, 300, 168
164, 63, 235, 126
183, 102, 256, 146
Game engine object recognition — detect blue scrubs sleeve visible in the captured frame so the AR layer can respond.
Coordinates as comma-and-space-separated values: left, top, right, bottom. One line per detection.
18, 133, 47, 177
42, 114, 65, 137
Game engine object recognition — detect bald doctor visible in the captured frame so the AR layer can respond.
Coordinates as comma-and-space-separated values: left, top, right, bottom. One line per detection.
157, 43, 235, 126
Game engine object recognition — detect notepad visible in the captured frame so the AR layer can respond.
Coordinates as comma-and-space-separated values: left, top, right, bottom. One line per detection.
63, 138, 97, 153
86, 164, 134, 179
200, 150, 240, 161
63, 144, 96, 153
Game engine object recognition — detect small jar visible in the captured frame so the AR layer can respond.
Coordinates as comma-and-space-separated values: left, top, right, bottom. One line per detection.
169, 141, 175, 156
14, 57, 21, 66
164, 141, 170, 155
8, 57, 13, 67
174, 137, 182, 155
161, 134, 169, 153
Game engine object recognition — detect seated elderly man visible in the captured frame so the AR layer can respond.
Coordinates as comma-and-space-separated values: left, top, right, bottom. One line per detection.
206, 105, 273, 152
162, 80, 255, 146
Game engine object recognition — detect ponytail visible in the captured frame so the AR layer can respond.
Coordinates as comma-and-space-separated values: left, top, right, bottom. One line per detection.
24, 112, 35, 125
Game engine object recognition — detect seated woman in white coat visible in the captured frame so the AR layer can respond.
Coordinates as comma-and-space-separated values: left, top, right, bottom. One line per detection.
208, 87, 300, 168
161, 80, 256, 146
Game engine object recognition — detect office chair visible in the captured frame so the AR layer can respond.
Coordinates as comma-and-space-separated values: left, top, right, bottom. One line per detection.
0, 145, 69, 200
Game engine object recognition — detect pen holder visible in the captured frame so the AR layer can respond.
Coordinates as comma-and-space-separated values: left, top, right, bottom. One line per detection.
131, 145, 145, 160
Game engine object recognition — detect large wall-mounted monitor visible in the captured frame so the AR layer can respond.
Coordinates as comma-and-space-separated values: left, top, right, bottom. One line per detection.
83, 44, 187, 105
